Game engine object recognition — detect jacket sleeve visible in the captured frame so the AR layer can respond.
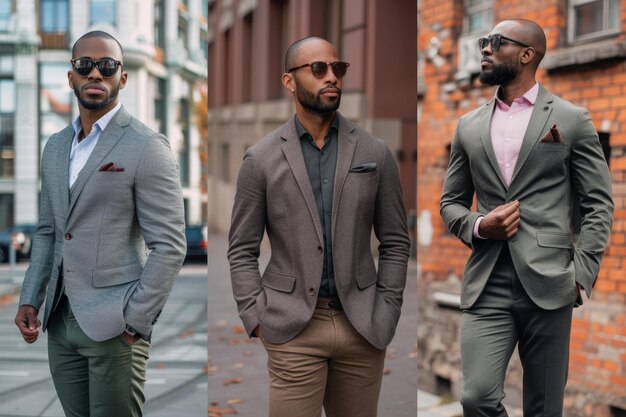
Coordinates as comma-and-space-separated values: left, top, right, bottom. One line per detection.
570, 110, 614, 297
123, 133, 187, 337
19, 142, 56, 310
373, 146, 411, 313
440, 122, 483, 249
227, 152, 266, 337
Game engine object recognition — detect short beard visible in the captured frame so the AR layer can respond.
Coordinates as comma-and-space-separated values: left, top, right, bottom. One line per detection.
479, 62, 519, 86
295, 83, 341, 116
73, 83, 120, 110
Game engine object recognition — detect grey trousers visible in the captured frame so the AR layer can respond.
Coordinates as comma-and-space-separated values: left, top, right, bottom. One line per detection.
460, 246, 573, 417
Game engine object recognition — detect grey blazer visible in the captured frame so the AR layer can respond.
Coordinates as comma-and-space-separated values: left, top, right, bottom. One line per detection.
441, 84, 614, 310
19, 106, 186, 342
228, 113, 410, 350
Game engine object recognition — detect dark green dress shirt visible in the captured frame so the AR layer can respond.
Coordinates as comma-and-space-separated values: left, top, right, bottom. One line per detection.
295, 115, 339, 301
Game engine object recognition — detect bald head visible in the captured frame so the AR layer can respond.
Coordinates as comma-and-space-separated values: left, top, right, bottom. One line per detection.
284, 37, 335, 72
492, 19, 546, 65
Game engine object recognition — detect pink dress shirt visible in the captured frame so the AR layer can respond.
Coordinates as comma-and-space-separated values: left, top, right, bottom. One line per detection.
474, 82, 539, 238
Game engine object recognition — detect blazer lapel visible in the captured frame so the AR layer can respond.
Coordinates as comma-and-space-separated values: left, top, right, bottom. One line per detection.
280, 120, 325, 246
509, 85, 553, 186
479, 99, 508, 189
331, 113, 356, 239
55, 126, 74, 224
68, 107, 131, 216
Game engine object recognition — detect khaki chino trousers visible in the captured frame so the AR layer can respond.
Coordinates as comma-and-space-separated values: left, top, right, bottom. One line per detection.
260, 298, 386, 417
47, 294, 150, 417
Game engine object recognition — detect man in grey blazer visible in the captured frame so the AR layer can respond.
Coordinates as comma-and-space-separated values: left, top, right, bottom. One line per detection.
14, 31, 186, 417
441, 19, 613, 416
228, 37, 410, 417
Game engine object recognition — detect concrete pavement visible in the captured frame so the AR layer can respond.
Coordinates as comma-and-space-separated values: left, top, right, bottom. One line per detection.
0, 262, 208, 417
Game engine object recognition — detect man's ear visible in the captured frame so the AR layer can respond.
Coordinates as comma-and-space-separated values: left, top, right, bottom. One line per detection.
520, 47, 536, 65
282, 72, 295, 93
119, 71, 128, 90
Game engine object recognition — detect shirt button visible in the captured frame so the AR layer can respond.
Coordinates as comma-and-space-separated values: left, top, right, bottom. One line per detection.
506, 138, 510, 142
64, 233, 72, 240
323, 179, 329, 184
506, 163, 511, 168
308, 288, 316, 296
317, 246, 323, 253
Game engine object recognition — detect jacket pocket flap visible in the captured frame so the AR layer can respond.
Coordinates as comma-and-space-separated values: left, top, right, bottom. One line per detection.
262, 271, 296, 293
93, 262, 143, 288
356, 267, 377, 289
537, 233, 572, 249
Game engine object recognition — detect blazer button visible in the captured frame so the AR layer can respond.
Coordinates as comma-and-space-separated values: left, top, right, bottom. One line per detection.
317, 246, 323, 253
64, 233, 72, 240
308, 288, 316, 296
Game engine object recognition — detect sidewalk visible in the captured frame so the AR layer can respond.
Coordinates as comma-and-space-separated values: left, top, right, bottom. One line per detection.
417, 390, 462, 417
0, 262, 28, 297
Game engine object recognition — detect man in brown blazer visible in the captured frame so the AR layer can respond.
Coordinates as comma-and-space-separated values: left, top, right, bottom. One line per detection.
227, 37, 410, 417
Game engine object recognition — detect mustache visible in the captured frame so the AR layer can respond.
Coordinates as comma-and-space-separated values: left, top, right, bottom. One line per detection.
82, 83, 106, 92
319, 86, 341, 94
481, 58, 494, 64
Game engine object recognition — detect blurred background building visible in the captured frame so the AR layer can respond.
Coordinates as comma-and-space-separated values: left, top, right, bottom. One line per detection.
0, 0, 208, 232
418, 0, 626, 415
206, 0, 417, 242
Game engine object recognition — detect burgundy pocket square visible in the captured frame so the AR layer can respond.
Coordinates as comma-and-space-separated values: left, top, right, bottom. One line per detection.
98, 162, 124, 172
540, 124, 564, 143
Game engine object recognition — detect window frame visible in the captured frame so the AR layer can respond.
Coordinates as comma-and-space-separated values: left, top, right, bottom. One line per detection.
90, 0, 117, 26
568, 0, 620, 43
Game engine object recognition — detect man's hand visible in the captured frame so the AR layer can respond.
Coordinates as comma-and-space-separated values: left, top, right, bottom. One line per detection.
120, 331, 139, 346
478, 200, 521, 240
15, 305, 41, 344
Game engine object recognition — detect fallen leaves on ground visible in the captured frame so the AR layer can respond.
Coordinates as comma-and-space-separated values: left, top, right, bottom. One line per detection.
223, 377, 243, 386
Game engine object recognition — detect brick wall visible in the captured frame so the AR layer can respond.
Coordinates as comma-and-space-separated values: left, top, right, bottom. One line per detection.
418, 1, 626, 414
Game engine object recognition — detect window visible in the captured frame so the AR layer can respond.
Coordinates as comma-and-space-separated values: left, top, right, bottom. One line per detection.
90, 0, 116, 26
456, 0, 493, 78
178, 98, 190, 187
0, 75, 14, 179
40, 0, 68, 32
39, 63, 72, 150
154, 78, 167, 134
0, 0, 10, 32
465, 0, 492, 34
569, 0, 619, 42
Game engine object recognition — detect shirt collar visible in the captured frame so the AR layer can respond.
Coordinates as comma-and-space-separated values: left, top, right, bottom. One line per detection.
494, 82, 539, 108
72, 102, 122, 137
294, 114, 340, 140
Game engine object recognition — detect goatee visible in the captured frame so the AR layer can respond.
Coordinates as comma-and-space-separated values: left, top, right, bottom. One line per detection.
296, 84, 341, 115
479, 62, 519, 86
73, 84, 120, 110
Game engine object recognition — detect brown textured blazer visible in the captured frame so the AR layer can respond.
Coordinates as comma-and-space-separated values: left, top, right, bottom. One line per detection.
227, 112, 410, 350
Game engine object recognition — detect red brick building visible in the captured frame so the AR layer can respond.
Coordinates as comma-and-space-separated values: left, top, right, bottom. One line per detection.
418, 0, 626, 414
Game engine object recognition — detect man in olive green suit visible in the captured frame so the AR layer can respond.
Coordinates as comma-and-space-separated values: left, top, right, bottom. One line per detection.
441, 19, 613, 416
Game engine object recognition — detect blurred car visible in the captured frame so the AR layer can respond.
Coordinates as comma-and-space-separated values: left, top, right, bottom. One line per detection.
184, 224, 208, 263
0, 224, 37, 263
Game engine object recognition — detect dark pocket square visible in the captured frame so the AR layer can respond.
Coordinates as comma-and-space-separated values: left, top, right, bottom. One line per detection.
349, 162, 377, 173
540, 124, 564, 143
98, 162, 125, 172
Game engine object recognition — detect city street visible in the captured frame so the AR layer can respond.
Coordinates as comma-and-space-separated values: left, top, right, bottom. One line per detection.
208, 234, 418, 417
0, 262, 208, 417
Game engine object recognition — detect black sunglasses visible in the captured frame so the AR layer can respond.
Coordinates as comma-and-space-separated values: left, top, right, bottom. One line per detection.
71, 58, 122, 78
287, 61, 350, 79
478, 35, 530, 51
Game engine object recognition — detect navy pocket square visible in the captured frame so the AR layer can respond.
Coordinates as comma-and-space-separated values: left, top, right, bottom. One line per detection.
349, 162, 376, 173
98, 162, 124, 172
